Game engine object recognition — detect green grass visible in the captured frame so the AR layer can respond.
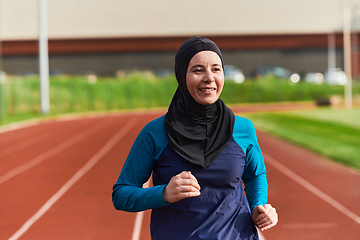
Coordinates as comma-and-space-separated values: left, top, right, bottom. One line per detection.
287, 108, 360, 128
242, 108, 360, 170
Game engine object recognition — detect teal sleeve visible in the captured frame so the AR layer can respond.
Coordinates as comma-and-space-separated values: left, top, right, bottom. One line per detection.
112, 116, 170, 212
233, 115, 268, 211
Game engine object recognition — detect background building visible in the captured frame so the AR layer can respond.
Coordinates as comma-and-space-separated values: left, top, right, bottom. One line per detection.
0, 0, 359, 77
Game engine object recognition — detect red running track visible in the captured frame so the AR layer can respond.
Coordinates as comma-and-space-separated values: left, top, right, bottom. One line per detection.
0, 110, 359, 240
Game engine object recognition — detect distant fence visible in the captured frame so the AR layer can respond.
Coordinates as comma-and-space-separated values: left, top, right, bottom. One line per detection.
0, 74, 354, 125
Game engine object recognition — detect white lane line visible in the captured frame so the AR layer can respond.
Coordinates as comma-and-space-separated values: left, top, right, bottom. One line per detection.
8, 118, 137, 240
258, 230, 266, 240
264, 153, 360, 225
0, 126, 65, 159
132, 180, 151, 240
132, 211, 145, 240
0, 119, 110, 184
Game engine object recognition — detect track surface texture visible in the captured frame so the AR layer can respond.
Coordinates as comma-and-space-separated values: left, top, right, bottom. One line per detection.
1, 104, 359, 240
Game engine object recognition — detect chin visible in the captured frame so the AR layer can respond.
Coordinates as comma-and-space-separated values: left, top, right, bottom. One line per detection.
197, 98, 218, 106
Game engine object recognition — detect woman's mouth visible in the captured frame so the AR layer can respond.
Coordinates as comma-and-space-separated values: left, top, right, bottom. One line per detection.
199, 88, 216, 92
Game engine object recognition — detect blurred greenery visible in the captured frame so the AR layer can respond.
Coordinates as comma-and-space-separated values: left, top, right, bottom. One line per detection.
0, 73, 356, 126
243, 109, 360, 170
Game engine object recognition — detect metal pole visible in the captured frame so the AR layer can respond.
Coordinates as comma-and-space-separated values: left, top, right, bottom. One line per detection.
352, 30, 358, 80
0, 0, 3, 76
343, 5, 353, 109
0, 0, 4, 123
39, 0, 50, 114
328, 32, 336, 70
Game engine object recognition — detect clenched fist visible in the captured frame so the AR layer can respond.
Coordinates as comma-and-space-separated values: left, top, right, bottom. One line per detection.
163, 171, 201, 203
252, 204, 278, 231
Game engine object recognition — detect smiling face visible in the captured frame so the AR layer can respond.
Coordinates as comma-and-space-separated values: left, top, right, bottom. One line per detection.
186, 51, 224, 105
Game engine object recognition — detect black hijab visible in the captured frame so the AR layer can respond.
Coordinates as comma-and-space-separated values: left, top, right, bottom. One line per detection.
164, 36, 235, 168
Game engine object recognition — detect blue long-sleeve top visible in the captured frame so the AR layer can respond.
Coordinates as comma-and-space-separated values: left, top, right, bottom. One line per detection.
112, 115, 268, 239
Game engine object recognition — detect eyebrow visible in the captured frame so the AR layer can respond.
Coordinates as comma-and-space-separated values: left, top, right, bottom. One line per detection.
189, 63, 222, 70
189, 64, 203, 70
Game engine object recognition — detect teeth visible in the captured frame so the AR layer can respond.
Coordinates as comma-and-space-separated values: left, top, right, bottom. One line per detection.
200, 89, 215, 92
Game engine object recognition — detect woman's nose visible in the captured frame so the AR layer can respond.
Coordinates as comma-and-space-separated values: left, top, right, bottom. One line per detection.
203, 69, 215, 82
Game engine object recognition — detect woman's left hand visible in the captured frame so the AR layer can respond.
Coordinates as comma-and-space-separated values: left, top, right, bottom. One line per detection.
252, 204, 278, 231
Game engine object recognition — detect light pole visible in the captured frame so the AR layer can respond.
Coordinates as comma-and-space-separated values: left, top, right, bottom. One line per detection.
0, 0, 4, 123
0, 0, 3, 76
39, 0, 50, 114
328, 32, 336, 71
343, 5, 353, 109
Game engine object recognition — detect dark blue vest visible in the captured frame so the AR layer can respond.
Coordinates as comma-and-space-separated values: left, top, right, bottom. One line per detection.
151, 138, 259, 240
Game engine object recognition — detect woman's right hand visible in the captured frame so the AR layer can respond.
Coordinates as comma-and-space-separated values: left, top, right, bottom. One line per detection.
162, 171, 201, 203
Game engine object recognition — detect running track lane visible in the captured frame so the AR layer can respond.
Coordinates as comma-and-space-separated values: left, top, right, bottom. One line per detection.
1, 111, 360, 240
257, 131, 360, 240
0, 113, 162, 240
